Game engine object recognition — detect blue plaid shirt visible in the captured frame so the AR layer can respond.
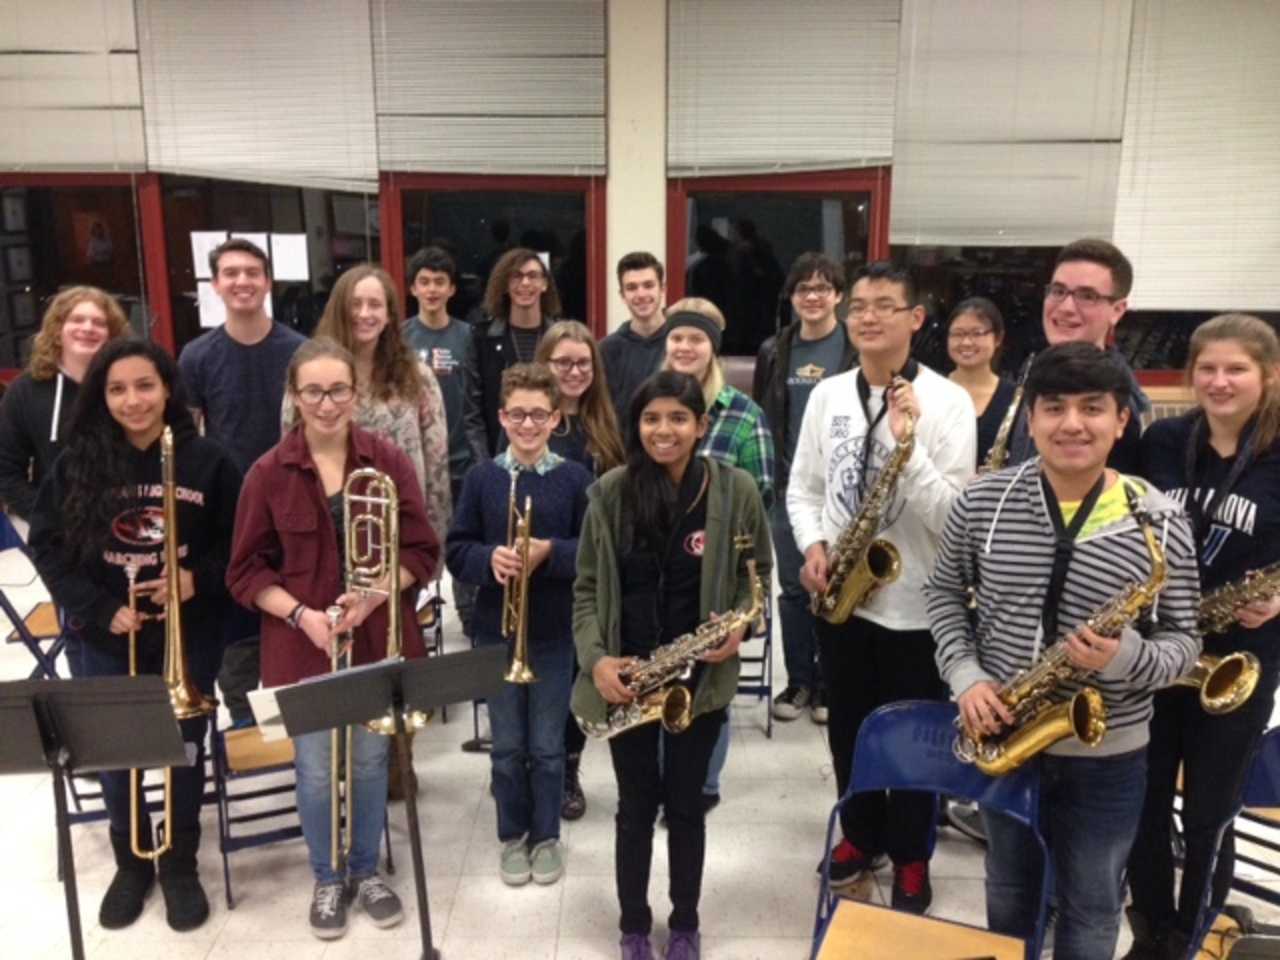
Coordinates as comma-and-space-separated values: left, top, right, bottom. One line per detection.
698, 384, 775, 508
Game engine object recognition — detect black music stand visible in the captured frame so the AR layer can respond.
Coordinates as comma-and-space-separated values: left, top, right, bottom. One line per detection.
0, 676, 187, 960
276, 645, 507, 960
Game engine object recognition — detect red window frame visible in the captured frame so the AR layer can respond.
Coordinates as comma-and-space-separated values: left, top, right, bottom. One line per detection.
0, 172, 175, 373
379, 172, 608, 338
664, 166, 894, 302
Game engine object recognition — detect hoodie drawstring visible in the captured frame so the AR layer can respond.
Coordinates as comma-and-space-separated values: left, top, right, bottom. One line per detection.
49, 372, 64, 444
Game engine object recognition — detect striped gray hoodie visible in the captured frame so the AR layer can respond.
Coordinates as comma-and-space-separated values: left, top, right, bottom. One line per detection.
924, 459, 1201, 758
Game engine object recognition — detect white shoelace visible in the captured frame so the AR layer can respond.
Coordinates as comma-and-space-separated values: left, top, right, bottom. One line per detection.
314, 884, 342, 919
359, 878, 394, 903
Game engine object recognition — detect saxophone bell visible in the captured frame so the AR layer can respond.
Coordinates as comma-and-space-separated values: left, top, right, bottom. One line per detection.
1173, 652, 1261, 715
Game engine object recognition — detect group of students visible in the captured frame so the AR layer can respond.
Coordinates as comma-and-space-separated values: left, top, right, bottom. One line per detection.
3, 230, 1279, 960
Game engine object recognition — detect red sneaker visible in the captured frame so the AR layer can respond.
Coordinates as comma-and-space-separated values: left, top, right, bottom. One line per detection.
819, 839, 885, 887
892, 861, 932, 914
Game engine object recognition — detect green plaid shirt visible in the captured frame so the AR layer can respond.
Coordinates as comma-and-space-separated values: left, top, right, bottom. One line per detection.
698, 384, 775, 508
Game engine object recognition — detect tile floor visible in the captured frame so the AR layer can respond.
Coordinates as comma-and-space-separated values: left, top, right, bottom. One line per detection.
4, 574, 1280, 959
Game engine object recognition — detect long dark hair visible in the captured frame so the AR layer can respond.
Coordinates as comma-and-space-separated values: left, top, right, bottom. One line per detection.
61, 338, 195, 563
622, 371, 706, 549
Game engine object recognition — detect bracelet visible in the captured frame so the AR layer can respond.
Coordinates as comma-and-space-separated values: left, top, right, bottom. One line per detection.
285, 602, 307, 630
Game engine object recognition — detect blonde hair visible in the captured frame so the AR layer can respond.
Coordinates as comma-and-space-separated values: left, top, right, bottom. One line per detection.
663, 296, 725, 409
1185, 313, 1280, 451
28, 286, 129, 380
535, 320, 625, 471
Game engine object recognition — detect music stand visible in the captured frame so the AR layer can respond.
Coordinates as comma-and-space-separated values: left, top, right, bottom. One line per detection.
0, 676, 187, 960
276, 645, 507, 960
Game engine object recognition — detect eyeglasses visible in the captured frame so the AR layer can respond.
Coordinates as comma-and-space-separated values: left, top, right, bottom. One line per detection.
794, 283, 836, 298
511, 269, 546, 284
549, 357, 592, 373
1044, 283, 1120, 309
503, 408, 553, 425
296, 384, 355, 406
848, 301, 913, 320
948, 328, 994, 343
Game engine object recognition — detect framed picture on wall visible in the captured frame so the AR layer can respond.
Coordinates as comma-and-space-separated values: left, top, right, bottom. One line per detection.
5, 246, 32, 283
1, 193, 25, 233
10, 290, 36, 331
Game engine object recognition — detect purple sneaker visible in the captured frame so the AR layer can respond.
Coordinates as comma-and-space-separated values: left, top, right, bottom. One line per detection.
665, 930, 700, 960
620, 932, 655, 960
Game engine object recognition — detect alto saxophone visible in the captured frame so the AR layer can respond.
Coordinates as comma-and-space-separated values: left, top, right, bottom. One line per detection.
1165, 559, 1280, 716
580, 534, 766, 740
953, 482, 1166, 776
980, 354, 1034, 473
810, 409, 914, 625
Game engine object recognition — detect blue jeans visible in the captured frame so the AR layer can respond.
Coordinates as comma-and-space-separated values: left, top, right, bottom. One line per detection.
770, 499, 821, 692
702, 707, 730, 795
482, 635, 574, 845
293, 725, 390, 884
983, 748, 1147, 960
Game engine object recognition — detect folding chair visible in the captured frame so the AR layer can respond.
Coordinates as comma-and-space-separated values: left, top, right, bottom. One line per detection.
417, 578, 447, 722
212, 725, 395, 909
812, 700, 1049, 960
0, 539, 69, 680
735, 596, 775, 737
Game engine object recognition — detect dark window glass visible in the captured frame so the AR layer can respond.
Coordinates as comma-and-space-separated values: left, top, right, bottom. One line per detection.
401, 190, 587, 325
687, 192, 871, 355
1118, 310, 1280, 370
162, 176, 378, 349
0, 184, 143, 367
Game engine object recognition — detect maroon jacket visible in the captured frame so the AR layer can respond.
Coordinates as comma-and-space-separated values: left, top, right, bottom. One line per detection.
227, 424, 441, 687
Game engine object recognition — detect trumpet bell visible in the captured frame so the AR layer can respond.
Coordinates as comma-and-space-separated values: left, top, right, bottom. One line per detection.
504, 658, 538, 685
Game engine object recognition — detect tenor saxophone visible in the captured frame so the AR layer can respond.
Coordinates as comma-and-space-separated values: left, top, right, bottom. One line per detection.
980, 354, 1034, 473
579, 534, 766, 740
953, 482, 1166, 776
809, 410, 914, 625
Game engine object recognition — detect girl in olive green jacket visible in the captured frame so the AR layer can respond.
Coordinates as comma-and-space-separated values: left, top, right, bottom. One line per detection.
572, 370, 771, 960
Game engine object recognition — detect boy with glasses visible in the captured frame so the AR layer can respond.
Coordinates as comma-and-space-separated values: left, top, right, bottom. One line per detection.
446, 363, 593, 887
1006, 238, 1150, 472
788, 262, 975, 912
753, 252, 856, 724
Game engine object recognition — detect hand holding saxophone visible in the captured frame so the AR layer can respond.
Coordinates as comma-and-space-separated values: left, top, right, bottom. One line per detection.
886, 375, 919, 442
593, 656, 638, 704
1063, 624, 1121, 672
958, 680, 1014, 736
1236, 593, 1280, 629
799, 542, 830, 594
697, 611, 745, 663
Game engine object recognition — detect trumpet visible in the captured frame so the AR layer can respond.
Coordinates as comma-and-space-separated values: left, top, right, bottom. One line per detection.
128, 426, 217, 861
502, 470, 536, 684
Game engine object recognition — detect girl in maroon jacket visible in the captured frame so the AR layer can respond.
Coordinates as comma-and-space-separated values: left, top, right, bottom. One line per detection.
227, 338, 440, 941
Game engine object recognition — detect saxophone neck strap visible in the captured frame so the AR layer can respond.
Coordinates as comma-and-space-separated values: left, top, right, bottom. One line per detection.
1039, 470, 1107, 641
854, 358, 918, 495
1183, 411, 1257, 551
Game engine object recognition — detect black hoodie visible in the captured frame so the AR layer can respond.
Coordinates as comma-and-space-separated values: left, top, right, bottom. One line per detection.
0, 372, 81, 520
29, 424, 242, 664
600, 320, 667, 419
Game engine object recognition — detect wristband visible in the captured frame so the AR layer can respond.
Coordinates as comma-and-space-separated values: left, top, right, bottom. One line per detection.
285, 602, 307, 630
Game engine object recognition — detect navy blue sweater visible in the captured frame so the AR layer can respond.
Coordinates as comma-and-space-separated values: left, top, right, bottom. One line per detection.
446, 457, 592, 646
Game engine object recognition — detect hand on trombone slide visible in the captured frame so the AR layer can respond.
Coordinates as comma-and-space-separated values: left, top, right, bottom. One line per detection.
295, 606, 351, 657
328, 589, 386, 636
132, 565, 196, 606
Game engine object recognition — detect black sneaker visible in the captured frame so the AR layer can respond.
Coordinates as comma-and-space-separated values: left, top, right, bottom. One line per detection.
818, 839, 886, 888
772, 686, 810, 721
701, 793, 720, 815
350, 874, 403, 928
891, 861, 932, 914
562, 754, 586, 821
810, 689, 829, 725
309, 880, 348, 940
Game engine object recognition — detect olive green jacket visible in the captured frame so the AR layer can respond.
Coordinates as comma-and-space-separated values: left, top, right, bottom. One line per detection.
571, 457, 773, 727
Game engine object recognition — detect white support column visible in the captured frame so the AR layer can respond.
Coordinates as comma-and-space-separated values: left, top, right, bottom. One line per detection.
605, 0, 667, 332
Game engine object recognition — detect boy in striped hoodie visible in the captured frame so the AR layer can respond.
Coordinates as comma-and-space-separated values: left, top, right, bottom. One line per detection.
924, 343, 1200, 960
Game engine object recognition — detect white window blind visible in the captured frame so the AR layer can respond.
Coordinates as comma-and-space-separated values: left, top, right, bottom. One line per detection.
136, 0, 378, 193
372, 0, 605, 175
0, 0, 144, 170
1114, 0, 1280, 311
667, 0, 899, 177
890, 0, 1131, 247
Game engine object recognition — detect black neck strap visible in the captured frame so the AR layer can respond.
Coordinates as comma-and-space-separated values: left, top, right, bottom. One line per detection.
1039, 470, 1107, 642
854, 358, 919, 496
1183, 412, 1257, 548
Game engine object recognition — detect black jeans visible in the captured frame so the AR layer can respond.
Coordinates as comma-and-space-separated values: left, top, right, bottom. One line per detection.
608, 706, 725, 935
817, 616, 944, 863
1128, 675, 1277, 936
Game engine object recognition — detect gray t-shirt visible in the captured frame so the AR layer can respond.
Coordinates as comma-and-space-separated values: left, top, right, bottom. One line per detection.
402, 315, 473, 485
786, 327, 846, 464
178, 322, 305, 475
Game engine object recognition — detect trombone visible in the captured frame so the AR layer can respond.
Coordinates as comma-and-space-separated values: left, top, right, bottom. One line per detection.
502, 471, 536, 684
128, 426, 217, 861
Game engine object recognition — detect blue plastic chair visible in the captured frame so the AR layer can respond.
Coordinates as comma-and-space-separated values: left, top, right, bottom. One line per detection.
812, 700, 1050, 960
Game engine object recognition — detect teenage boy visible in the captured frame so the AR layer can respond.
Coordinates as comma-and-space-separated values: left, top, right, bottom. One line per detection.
753, 252, 855, 724
445, 363, 592, 887
600, 252, 668, 417
402, 245, 477, 640
1007, 238, 1150, 472
180, 238, 304, 726
788, 262, 975, 912
924, 343, 1200, 959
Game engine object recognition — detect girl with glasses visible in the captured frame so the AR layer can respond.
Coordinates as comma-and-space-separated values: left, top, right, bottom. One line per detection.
944, 297, 1018, 468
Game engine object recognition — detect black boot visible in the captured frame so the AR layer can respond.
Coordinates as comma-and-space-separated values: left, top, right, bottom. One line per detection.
561, 752, 586, 821
158, 828, 209, 932
1163, 928, 1191, 960
99, 827, 155, 929
1121, 907, 1167, 960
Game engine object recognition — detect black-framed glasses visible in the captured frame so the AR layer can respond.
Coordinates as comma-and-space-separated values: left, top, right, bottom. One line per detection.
1044, 283, 1120, 308
848, 301, 913, 320
511, 269, 546, 284
549, 357, 592, 373
296, 384, 355, 406
503, 408, 553, 425
794, 282, 836, 298
948, 328, 994, 343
